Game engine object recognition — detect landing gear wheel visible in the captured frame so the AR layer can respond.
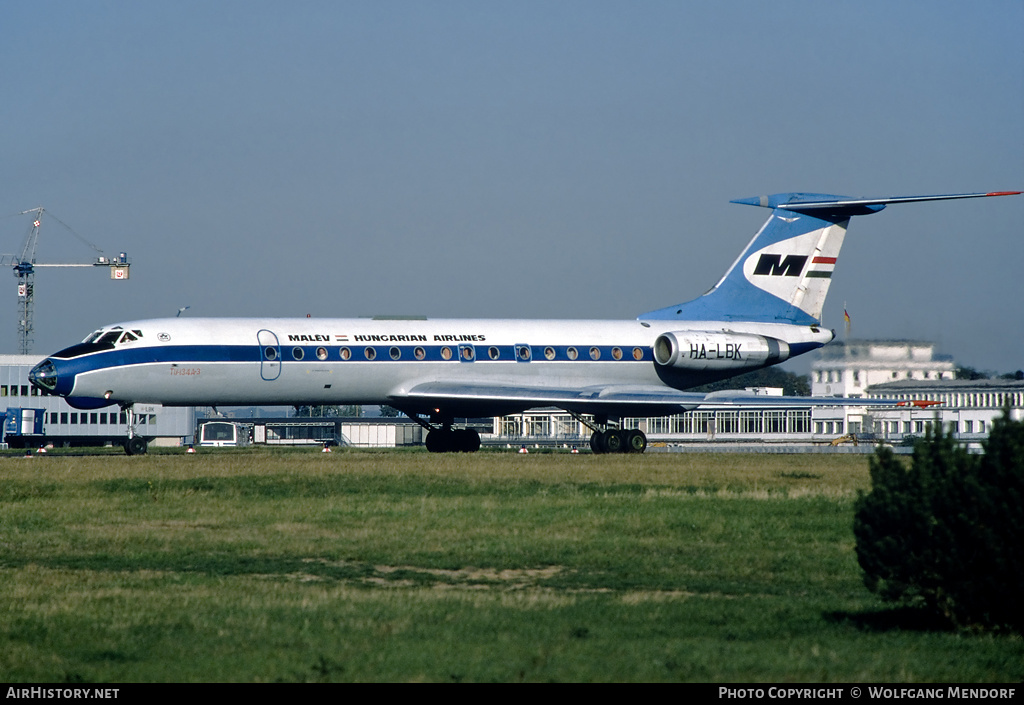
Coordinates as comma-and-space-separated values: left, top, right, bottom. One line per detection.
590, 430, 606, 454
426, 430, 450, 453
124, 436, 148, 456
624, 429, 648, 454
453, 429, 481, 453
427, 429, 481, 453
601, 430, 624, 454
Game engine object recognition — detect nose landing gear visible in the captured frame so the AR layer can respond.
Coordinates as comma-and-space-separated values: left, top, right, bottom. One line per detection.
125, 435, 148, 456
120, 404, 149, 456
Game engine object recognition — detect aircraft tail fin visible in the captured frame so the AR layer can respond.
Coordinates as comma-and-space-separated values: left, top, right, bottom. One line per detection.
638, 191, 1020, 325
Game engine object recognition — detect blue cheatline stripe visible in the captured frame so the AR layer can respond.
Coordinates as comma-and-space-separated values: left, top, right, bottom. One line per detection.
318, 344, 649, 363
58, 345, 259, 381
58, 343, 652, 372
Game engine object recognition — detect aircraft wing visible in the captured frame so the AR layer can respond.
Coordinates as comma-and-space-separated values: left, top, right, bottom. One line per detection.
394, 381, 936, 418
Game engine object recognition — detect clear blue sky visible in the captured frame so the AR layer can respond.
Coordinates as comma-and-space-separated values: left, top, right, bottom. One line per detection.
2, 0, 1022, 373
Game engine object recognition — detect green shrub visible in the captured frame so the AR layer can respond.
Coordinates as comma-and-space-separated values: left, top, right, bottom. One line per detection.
854, 411, 1024, 631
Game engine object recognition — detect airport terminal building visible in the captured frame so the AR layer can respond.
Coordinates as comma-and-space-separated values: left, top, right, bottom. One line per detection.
490, 379, 1024, 451
810, 339, 956, 398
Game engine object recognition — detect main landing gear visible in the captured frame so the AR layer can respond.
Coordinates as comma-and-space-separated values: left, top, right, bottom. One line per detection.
570, 412, 648, 454
404, 411, 482, 453
588, 428, 647, 454
425, 427, 481, 453
121, 403, 149, 456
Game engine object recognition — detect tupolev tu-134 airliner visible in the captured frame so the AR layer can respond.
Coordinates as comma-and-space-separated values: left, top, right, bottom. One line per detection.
29, 191, 1020, 455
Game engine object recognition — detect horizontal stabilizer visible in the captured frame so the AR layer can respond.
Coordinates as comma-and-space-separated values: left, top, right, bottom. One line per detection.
731, 191, 1021, 216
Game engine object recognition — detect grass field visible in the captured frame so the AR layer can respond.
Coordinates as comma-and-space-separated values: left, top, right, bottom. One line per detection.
1, 447, 1020, 682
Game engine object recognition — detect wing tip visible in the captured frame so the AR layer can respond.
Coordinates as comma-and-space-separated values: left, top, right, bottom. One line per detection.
896, 400, 943, 408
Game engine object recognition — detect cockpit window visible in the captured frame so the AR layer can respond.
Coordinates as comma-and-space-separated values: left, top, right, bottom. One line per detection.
80, 326, 139, 347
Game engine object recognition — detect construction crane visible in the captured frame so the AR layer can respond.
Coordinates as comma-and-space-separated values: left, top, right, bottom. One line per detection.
1, 207, 130, 355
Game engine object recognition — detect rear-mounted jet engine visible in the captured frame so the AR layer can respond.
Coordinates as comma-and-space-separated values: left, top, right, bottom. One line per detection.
653, 331, 789, 371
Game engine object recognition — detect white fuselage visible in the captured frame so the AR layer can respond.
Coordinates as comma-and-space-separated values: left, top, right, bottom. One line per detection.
52, 316, 831, 411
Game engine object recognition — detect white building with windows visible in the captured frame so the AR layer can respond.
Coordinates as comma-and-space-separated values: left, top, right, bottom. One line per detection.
489, 378, 1024, 450
862, 378, 1024, 443
811, 339, 955, 398
490, 402, 818, 447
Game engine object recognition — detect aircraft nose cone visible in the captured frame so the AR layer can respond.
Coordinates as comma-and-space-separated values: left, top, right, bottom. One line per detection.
29, 359, 59, 392
29, 358, 77, 397
29, 354, 115, 409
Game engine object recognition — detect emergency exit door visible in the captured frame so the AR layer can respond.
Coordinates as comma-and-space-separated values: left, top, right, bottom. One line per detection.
257, 329, 281, 381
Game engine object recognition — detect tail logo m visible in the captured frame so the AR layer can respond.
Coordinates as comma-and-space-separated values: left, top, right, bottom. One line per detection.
752, 254, 807, 277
